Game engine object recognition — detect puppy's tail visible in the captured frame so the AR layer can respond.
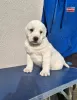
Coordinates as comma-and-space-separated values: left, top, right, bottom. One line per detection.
64, 62, 70, 68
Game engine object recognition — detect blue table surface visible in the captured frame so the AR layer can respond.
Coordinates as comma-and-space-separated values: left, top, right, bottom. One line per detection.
0, 65, 77, 100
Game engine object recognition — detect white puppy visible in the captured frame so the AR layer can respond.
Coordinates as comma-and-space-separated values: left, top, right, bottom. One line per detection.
23, 20, 69, 76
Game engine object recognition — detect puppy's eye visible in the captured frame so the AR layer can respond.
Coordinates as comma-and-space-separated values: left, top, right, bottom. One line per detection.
40, 30, 43, 34
29, 28, 34, 32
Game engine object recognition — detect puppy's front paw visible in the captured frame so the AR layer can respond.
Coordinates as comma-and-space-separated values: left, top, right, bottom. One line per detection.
23, 67, 32, 73
40, 70, 50, 76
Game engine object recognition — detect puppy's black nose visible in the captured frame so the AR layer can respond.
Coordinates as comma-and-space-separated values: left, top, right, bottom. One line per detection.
33, 37, 38, 42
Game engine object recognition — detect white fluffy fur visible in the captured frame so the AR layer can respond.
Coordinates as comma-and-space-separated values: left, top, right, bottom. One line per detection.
23, 20, 69, 76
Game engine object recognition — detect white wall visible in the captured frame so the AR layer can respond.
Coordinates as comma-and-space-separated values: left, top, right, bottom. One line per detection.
0, 0, 43, 68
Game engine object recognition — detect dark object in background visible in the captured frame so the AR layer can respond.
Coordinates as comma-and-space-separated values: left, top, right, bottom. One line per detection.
65, 53, 77, 68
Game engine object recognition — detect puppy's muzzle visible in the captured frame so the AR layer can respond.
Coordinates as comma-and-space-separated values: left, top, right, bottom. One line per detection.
33, 37, 38, 42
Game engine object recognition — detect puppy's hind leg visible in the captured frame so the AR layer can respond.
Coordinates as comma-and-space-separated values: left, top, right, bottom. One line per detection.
23, 54, 33, 73
51, 61, 63, 70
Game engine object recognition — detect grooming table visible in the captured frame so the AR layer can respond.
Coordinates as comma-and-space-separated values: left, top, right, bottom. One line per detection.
0, 65, 77, 100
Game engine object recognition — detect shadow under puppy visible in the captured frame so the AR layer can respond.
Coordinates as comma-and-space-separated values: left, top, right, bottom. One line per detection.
23, 20, 69, 76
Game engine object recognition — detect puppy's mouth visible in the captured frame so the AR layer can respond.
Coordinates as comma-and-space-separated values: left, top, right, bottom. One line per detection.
29, 41, 41, 46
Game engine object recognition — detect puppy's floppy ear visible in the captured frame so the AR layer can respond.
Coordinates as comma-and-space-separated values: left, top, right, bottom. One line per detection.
43, 24, 47, 38
25, 26, 27, 34
25, 26, 29, 41
25, 25, 29, 38
44, 26, 47, 34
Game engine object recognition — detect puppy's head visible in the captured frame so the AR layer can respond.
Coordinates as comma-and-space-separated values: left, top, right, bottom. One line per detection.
25, 20, 47, 45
